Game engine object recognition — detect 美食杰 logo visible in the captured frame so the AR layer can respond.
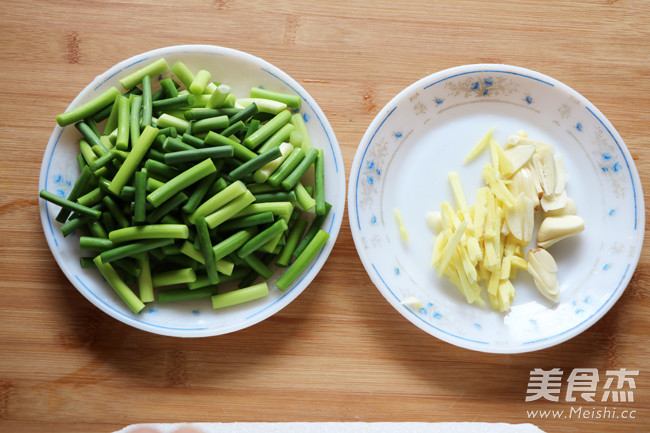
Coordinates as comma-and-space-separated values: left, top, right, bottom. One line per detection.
524, 368, 639, 421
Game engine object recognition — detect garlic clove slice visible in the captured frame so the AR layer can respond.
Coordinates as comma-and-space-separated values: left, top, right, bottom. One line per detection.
508, 167, 540, 211
505, 193, 534, 243
527, 248, 560, 302
540, 189, 568, 212
504, 144, 535, 175
536, 214, 585, 248
544, 196, 577, 217
536, 146, 557, 197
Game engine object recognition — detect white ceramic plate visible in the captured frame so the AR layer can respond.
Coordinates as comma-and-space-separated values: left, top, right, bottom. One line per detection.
39, 45, 345, 337
348, 64, 644, 353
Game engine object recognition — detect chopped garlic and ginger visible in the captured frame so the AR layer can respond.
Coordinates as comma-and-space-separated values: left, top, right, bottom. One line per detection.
428, 130, 585, 312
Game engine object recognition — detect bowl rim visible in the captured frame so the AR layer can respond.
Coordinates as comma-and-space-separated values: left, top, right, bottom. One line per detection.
348, 63, 645, 353
39, 44, 345, 337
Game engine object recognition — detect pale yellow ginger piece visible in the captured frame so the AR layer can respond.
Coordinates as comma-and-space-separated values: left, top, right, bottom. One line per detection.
489, 139, 500, 174
485, 226, 505, 275
494, 279, 515, 313
441, 201, 470, 247
508, 264, 519, 280
439, 201, 456, 231
514, 243, 524, 257
442, 255, 463, 286
487, 238, 507, 310
477, 261, 490, 282
487, 266, 501, 297
499, 235, 520, 280
466, 235, 483, 264
436, 220, 467, 277
488, 292, 498, 311
455, 262, 485, 306
483, 239, 499, 271
482, 164, 515, 207
472, 187, 490, 241
510, 255, 529, 271
394, 208, 409, 243
493, 203, 505, 243
492, 231, 505, 274
507, 244, 527, 279
482, 194, 502, 270
448, 171, 468, 210
489, 138, 514, 178
430, 228, 448, 267
448, 171, 473, 231
464, 127, 494, 163
458, 243, 478, 283
483, 191, 498, 241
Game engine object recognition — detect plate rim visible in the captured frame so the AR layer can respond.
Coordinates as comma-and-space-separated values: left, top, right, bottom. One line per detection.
348, 63, 645, 353
39, 44, 346, 337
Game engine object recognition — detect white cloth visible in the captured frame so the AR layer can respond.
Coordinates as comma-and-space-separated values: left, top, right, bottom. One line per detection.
116, 422, 546, 433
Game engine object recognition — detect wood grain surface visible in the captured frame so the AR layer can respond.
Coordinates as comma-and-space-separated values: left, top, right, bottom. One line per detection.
1, 1, 649, 432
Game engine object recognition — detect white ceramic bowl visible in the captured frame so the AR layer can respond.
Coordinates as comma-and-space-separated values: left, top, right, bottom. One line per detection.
39, 45, 345, 337
348, 64, 644, 353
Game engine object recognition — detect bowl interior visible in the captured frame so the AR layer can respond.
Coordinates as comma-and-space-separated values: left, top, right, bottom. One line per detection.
39, 45, 345, 337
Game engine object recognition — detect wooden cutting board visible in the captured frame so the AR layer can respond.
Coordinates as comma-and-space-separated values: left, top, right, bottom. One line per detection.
1, 1, 649, 432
